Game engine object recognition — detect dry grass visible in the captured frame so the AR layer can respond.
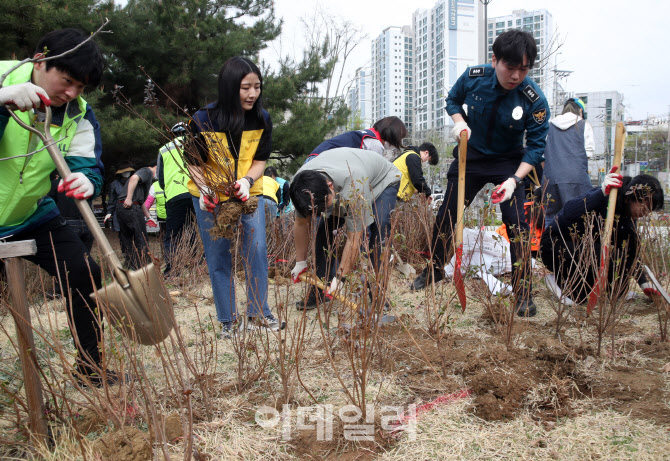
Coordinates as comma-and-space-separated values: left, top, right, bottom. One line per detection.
1, 211, 669, 460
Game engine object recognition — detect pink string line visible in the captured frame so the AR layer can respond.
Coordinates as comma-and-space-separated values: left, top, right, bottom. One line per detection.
389, 388, 471, 433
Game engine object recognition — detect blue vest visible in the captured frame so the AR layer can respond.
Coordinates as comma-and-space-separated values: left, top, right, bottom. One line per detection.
543, 119, 590, 186
309, 129, 381, 158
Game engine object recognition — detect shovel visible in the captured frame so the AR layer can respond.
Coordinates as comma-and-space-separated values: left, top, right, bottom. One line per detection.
454, 130, 468, 311
299, 273, 396, 324
643, 265, 670, 314
586, 122, 625, 316
6, 105, 174, 345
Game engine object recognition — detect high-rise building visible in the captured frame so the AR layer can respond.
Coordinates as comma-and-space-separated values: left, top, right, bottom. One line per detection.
371, 26, 414, 132
346, 67, 373, 128
487, 9, 555, 106
412, 0, 482, 137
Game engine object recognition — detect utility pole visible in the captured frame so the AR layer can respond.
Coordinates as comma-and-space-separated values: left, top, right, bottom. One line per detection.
552, 65, 573, 116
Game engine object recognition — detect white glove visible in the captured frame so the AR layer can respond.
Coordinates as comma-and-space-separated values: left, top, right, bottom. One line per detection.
234, 177, 251, 202
291, 261, 308, 284
104, 213, 112, 224
57, 172, 94, 200
450, 121, 471, 143
601, 166, 623, 196
0, 83, 51, 111
146, 218, 158, 228
199, 185, 218, 212
326, 276, 345, 296
491, 177, 518, 204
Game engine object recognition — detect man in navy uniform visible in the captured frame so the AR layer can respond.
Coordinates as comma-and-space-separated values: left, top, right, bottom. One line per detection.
411, 29, 550, 317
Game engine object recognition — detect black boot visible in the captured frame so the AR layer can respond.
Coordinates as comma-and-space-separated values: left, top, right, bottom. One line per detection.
410, 265, 444, 291
296, 288, 330, 311
515, 296, 537, 317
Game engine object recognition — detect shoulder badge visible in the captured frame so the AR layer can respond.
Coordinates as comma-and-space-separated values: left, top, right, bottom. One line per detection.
532, 108, 547, 125
468, 67, 485, 77
522, 85, 540, 103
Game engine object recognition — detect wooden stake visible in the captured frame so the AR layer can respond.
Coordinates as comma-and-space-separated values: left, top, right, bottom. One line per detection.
3, 245, 49, 447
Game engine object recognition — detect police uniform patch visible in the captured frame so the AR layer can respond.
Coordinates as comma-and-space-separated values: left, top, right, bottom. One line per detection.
468, 66, 485, 77
532, 108, 547, 125
522, 85, 539, 103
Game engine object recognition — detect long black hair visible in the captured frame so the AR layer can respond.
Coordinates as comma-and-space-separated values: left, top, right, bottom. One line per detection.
212, 56, 266, 134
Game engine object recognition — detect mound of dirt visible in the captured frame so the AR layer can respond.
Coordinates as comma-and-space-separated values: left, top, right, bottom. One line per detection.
73, 408, 107, 435
93, 426, 151, 461
164, 413, 183, 442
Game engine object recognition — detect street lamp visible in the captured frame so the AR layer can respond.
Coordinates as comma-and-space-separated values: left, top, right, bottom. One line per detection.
479, 0, 494, 63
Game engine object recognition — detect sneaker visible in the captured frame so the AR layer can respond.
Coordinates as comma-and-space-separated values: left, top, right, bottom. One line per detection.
515, 297, 537, 317
410, 265, 444, 291
218, 321, 238, 339
296, 288, 330, 311
247, 315, 286, 332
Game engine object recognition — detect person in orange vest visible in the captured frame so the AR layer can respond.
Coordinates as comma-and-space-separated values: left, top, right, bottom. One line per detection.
496, 188, 544, 258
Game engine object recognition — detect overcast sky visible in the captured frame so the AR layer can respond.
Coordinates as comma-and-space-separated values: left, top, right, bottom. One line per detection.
260, 0, 669, 121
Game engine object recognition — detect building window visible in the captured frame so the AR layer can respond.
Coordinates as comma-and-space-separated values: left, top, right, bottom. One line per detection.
516, 19, 521, 26
507, 20, 512, 27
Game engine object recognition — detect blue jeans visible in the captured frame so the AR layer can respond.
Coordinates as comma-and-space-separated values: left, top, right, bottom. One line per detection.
263, 199, 278, 222
369, 183, 399, 270
192, 196, 271, 324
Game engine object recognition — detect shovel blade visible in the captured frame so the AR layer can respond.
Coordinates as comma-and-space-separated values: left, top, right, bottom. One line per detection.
91, 263, 175, 345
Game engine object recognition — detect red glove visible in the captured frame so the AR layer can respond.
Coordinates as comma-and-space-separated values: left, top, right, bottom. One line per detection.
234, 177, 251, 202
601, 166, 623, 196
491, 178, 517, 204
57, 172, 94, 200
199, 186, 218, 212
291, 261, 308, 284
147, 218, 158, 228
641, 282, 661, 298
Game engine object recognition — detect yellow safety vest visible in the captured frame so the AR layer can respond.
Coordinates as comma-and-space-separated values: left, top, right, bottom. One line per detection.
153, 182, 167, 219
393, 150, 421, 201
187, 129, 265, 202
260, 176, 279, 203
0, 61, 87, 227
159, 137, 191, 201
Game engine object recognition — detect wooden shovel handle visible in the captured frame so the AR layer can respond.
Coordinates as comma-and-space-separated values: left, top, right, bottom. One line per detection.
454, 131, 468, 310
587, 122, 625, 314
299, 273, 359, 311
455, 131, 468, 248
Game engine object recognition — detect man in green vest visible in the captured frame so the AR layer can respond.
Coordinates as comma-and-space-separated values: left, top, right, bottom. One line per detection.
157, 122, 197, 276
0, 29, 119, 386
393, 142, 439, 201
